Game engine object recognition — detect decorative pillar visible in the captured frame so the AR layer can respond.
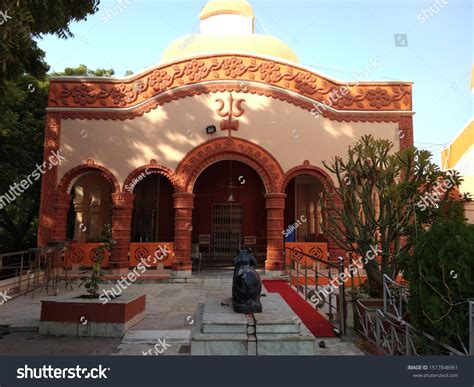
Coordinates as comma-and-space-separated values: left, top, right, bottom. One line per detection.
172, 192, 194, 277
265, 193, 286, 275
327, 191, 346, 261
51, 192, 72, 242
110, 192, 134, 272
399, 116, 414, 149
38, 113, 61, 246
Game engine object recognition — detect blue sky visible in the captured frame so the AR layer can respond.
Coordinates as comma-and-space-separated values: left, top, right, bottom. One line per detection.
36, 0, 473, 165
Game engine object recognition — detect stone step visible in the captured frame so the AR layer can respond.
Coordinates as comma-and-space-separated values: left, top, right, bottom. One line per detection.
122, 329, 191, 344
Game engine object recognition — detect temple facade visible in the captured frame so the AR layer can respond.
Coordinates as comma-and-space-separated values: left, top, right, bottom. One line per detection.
38, 0, 413, 276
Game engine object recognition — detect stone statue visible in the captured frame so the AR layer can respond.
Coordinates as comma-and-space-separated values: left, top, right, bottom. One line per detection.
232, 249, 262, 313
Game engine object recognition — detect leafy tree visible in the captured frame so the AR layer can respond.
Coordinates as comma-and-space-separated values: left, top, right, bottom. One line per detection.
400, 203, 474, 354
50, 64, 114, 77
0, 0, 99, 88
0, 66, 114, 253
320, 135, 466, 296
0, 75, 48, 252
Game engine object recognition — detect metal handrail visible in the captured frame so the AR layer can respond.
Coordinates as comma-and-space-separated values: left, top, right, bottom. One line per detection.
0, 245, 69, 301
284, 245, 345, 336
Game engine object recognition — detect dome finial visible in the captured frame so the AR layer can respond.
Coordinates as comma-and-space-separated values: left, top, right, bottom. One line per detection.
199, 0, 254, 20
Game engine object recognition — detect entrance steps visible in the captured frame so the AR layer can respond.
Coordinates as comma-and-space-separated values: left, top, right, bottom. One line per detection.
190, 293, 316, 355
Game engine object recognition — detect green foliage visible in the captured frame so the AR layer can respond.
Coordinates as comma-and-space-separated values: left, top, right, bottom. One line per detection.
0, 66, 115, 253
321, 135, 466, 296
0, 75, 48, 252
50, 64, 114, 77
0, 0, 99, 88
400, 205, 474, 354
79, 224, 115, 297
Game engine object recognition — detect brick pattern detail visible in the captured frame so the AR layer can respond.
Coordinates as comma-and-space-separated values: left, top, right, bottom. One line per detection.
38, 113, 61, 246
265, 193, 287, 271
110, 192, 135, 269
172, 193, 194, 271
48, 54, 412, 113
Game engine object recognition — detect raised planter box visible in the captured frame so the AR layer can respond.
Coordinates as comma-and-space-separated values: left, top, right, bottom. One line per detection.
39, 293, 146, 337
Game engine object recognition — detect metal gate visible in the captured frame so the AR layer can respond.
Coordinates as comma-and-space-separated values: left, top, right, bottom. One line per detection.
211, 203, 242, 256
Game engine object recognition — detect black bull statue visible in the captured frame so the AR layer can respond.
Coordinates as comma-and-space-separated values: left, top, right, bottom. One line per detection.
232, 249, 262, 313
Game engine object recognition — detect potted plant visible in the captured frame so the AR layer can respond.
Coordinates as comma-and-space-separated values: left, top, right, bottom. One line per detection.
78, 224, 114, 298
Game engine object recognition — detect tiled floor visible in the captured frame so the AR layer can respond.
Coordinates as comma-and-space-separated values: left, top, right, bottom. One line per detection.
0, 273, 364, 356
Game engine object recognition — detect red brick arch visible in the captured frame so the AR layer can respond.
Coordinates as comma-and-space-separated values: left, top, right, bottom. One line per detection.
123, 161, 176, 193
174, 137, 285, 193
57, 159, 120, 194
281, 160, 334, 192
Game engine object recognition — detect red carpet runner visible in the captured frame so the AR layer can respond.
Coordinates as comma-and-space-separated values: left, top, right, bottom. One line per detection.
262, 280, 335, 338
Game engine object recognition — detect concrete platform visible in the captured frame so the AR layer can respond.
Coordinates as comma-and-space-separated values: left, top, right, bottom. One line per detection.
39, 293, 146, 338
190, 293, 316, 355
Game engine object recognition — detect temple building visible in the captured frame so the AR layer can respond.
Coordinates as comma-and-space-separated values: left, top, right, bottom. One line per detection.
38, 0, 413, 276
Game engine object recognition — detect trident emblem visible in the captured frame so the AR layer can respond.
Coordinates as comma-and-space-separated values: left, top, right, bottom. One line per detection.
215, 93, 246, 136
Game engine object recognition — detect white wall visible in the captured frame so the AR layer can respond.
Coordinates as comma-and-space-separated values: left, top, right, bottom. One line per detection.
58, 92, 400, 189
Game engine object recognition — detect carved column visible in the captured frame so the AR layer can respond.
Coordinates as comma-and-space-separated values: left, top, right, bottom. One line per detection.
399, 115, 414, 149
265, 193, 286, 275
51, 192, 72, 242
326, 191, 346, 261
172, 192, 194, 276
38, 113, 61, 246
110, 192, 134, 272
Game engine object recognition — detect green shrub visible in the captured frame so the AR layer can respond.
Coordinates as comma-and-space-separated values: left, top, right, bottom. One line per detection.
401, 204, 474, 354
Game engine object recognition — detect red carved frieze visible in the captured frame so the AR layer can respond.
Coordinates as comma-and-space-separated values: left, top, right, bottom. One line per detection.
48, 54, 412, 115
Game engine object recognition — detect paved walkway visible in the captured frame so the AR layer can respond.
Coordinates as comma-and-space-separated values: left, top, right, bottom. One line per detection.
0, 273, 364, 356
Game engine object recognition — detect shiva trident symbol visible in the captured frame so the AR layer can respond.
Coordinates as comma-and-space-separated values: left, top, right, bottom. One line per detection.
215, 93, 246, 136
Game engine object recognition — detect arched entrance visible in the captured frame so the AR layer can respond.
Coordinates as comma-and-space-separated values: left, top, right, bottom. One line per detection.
65, 172, 113, 242
172, 137, 285, 276
283, 174, 326, 243
129, 173, 175, 243
193, 160, 267, 269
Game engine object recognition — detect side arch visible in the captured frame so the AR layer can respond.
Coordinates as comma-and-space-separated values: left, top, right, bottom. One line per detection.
123, 161, 176, 193
57, 159, 120, 194
281, 160, 334, 192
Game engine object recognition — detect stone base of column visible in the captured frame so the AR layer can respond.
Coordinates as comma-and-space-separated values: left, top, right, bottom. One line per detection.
108, 267, 129, 275
264, 270, 286, 277
265, 258, 285, 273
171, 269, 192, 278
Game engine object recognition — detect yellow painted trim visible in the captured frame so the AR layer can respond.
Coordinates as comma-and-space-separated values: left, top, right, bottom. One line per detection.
441, 120, 474, 169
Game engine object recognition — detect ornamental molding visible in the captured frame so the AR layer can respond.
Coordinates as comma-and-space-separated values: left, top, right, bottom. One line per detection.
48, 54, 412, 121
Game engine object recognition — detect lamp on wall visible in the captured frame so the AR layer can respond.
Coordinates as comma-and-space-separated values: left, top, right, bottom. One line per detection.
206, 125, 217, 134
